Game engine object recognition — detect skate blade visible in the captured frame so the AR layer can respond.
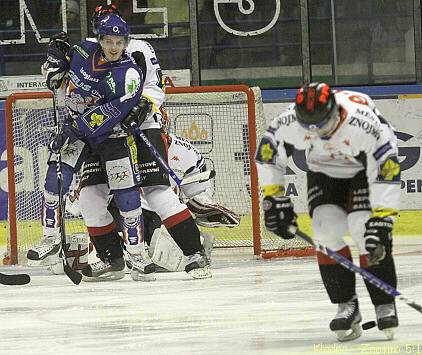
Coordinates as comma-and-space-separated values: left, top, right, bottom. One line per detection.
382, 328, 395, 340
131, 269, 156, 282
335, 324, 362, 342
82, 271, 125, 282
187, 266, 212, 279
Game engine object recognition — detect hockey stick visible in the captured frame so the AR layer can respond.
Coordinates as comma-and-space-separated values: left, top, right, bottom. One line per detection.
0, 272, 30, 285
294, 229, 422, 314
130, 123, 215, 187
52, 91, 82, 285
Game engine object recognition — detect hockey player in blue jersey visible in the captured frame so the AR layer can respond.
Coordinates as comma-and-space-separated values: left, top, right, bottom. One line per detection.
27, 14, 155, 280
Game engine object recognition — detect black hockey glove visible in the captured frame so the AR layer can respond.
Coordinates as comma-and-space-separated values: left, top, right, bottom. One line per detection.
121, 96, 152, 132
42, 32, 70, 90
364, 217, 393, 264
48, 123, 80, 154
262, 196, 297, 239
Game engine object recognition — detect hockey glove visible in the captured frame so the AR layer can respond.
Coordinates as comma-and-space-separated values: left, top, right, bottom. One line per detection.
48, 123, 80, 154
121, 96, 152, 132
364, 217, 393, 264
262, 196, 297, 239
42, 32, 70, 90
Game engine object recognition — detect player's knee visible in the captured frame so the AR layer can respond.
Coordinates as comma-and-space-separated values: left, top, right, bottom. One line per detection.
113, 187, 142, 213
143, 185, 186, 220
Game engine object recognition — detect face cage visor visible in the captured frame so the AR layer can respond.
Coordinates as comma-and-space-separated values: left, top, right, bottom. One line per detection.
297, 105, 340, 137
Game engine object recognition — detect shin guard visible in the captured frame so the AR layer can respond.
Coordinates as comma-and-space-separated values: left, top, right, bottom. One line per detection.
317, 247, 356, 303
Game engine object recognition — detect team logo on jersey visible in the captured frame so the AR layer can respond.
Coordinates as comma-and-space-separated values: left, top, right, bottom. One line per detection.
109, 167, 130, 183
90, 113, 105, 127
378, 156, 401, 182
256, 139, 275, 164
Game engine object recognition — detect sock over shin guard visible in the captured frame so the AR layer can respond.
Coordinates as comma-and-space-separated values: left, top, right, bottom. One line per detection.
317, 246, 356, 303
163, 209, 202, 256
88, 223, 123, 261
363, 254, 397, 305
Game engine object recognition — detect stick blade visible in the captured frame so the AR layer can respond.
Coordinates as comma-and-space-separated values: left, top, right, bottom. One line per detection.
63, 263, 82, 285
0, 272, 31, 285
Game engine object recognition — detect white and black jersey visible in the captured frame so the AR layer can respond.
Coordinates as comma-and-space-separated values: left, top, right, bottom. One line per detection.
255, 90, 400, 212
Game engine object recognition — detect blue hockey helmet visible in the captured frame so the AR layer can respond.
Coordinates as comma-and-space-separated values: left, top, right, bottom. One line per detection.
97, 14, 130, 38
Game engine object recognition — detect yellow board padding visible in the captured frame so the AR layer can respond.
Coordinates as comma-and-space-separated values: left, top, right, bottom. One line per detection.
1, 211, 420, 249
398, 94, 422, 99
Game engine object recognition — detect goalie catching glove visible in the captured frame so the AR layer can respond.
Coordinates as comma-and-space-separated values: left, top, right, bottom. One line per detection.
186, 191, 240, 228
364, 217, 393, 264
262, 196, 297, 239
41, 32, 71, 90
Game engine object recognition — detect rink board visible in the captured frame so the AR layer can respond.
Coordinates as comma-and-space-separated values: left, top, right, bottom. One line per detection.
1, 210, 421, 251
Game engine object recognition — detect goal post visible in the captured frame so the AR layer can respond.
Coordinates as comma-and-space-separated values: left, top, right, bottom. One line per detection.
3, 85, 313, 264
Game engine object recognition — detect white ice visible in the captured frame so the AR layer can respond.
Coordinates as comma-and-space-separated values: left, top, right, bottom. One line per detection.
1, 238, 422, 355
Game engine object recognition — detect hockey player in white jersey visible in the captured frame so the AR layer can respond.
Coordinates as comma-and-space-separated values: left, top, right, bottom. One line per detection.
70, 132, 239, 280
255, 82, 400, 341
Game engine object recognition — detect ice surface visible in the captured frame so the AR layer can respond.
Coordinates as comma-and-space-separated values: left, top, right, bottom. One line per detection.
1, 238, 422, 355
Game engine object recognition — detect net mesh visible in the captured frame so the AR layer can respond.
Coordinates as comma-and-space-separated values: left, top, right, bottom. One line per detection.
165, 87, 310, 252
6, 87, 311, 264
6, 96, 86, 263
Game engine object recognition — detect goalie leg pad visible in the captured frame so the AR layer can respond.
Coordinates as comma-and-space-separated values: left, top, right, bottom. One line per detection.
149, 226, 187, 272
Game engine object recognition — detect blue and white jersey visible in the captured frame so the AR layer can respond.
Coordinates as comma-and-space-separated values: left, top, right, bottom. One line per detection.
65, 40, 143, 145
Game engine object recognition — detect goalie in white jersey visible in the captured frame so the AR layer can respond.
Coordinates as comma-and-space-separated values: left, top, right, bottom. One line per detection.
255, 83, 401, 341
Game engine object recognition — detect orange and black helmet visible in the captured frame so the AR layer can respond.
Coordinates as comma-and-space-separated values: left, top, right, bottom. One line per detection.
294, 82, 337, 129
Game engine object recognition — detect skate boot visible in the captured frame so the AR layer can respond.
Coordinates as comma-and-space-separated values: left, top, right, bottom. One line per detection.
375, 303, 398, 340
81, 257, 126, 282
185, 249, 212, 279
127, 245, 156, 281
27, 235, 61, 266
329, 296, 362, 342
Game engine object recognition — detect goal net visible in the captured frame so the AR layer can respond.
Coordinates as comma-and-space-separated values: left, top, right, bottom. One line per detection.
4, 86, 313, 264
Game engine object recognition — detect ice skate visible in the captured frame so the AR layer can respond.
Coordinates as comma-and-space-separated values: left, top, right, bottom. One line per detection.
82, 257, 126, 282
127, 245, 156, 281
375, 303, 398, 340
185, 249, 212, 279
329, 296, 362, 342
27, 235, 61, 266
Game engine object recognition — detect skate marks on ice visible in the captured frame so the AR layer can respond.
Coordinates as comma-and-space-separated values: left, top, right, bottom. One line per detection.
0, 254, 421, 354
